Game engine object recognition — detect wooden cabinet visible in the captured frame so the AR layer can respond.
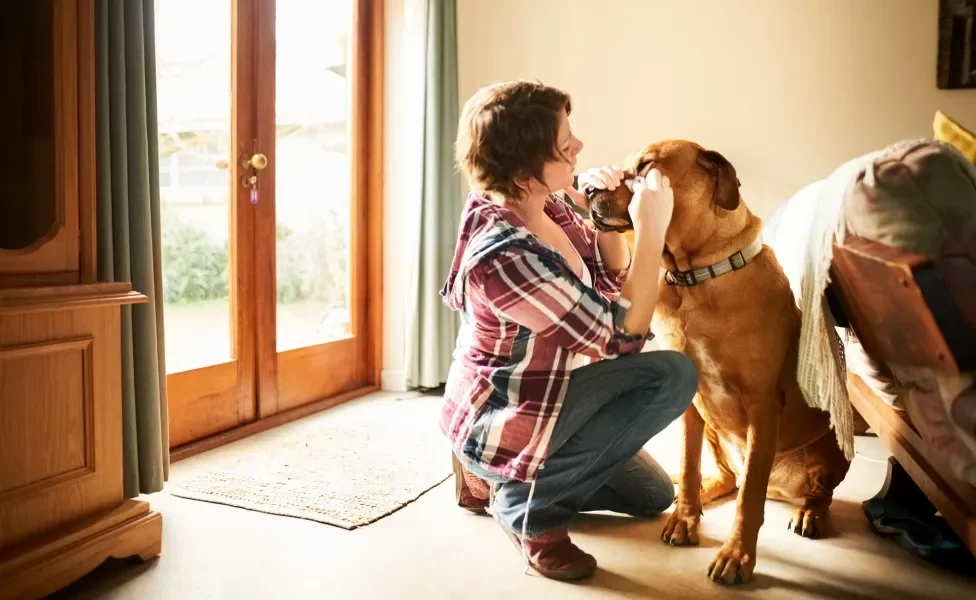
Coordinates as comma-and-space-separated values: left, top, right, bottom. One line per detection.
0, 2, 162, 598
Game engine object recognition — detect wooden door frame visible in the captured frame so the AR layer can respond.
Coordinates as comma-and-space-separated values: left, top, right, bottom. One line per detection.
165, 0, 258, 449
232, 0, 259, 428
169, 0, 384, 461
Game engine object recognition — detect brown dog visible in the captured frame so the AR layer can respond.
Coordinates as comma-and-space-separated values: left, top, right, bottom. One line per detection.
585, 140, 852, 585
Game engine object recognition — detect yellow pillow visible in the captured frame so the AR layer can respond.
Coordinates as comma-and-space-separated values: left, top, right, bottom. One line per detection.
934, 110, 976, 165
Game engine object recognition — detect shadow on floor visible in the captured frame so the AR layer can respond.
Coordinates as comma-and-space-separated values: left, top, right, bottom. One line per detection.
45, 556, 158, 600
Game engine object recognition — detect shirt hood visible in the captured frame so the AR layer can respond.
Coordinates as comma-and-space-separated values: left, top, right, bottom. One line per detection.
440, 192, 559, 312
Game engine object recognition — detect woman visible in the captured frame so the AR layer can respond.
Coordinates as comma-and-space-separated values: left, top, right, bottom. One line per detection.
441, 80, 698, 581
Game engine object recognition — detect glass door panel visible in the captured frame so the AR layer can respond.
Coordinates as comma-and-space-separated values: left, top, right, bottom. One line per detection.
157, 0, 233, 373
156, 0, 256, 448
274, 0, 353, 353
158, 0, 379, 446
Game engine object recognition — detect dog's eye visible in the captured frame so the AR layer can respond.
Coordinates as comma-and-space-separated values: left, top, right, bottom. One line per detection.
583, 186, 598, 200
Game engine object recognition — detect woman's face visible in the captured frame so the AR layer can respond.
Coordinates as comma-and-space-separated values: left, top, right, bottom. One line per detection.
540, 109, 583, 193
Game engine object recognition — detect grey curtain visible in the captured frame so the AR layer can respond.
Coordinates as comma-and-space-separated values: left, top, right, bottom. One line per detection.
96, 0, 169, 497
405, 0, 462, 390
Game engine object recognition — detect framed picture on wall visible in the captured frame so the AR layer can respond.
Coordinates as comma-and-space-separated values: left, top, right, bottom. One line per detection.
938, 0, 976, 89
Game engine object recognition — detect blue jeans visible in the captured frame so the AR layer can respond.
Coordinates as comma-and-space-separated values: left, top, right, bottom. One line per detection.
462, 350, 698, 537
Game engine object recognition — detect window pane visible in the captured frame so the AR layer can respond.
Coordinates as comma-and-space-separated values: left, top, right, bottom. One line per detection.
156, 0, 233, 373
275, 0, 353, 351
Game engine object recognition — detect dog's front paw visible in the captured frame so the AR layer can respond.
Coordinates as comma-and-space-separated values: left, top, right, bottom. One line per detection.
661, 504, 701, 546
788, 507, 822, 538
708, 541, 756, 585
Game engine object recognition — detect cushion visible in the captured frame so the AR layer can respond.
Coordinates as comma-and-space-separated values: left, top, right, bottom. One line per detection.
934, 110, 976, 166
843, 139, 976, 261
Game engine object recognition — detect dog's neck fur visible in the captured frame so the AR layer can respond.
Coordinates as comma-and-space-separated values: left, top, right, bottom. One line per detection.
663, 202, 763, 274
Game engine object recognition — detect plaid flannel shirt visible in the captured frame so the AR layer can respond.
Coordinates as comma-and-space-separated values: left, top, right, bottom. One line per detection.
440, 192, 652, 482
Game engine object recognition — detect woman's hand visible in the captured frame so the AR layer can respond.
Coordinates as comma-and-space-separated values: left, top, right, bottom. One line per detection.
565, 165, 625, 211
617, 168, 673, 335
628, 169, 674, 239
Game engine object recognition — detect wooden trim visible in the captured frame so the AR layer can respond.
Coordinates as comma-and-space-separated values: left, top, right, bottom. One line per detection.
0, 337, 96, 503
348, 0, 384, 387
849, 373, 976, 556
275, 337, 363, 413
0, 500, 161, 600
349, 0, 367, 377
0, 283, 147, 314
76, 0, 97, 283
170, 385, 379, 462
51, 0, 77, 261
0, 272, 81, 288
253, 0, 278, 419
167, 361, 242, 447
231, 0, 258, 425
366, 0, 385, 386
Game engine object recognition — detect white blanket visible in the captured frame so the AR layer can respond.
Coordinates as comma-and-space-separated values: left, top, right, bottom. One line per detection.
764, 150, 888, 462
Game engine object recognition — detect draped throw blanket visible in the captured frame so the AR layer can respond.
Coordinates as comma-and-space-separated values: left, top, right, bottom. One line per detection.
764, 149, 891, 461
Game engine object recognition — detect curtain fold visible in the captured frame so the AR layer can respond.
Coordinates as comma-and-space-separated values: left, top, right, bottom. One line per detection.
405, 0, 462, 390
95, 0, 170, 497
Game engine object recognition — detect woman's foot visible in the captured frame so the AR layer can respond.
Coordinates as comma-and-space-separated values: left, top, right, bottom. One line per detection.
453, 453, 491, 513
501, 525, 597, 581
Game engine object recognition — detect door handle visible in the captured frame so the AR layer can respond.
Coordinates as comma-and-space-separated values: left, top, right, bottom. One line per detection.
244, 153, 268, 171
238, 153, 268, 203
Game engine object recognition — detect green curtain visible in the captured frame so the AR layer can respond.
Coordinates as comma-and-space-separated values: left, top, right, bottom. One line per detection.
96, 0, 169, 497
405, 0, 462, 390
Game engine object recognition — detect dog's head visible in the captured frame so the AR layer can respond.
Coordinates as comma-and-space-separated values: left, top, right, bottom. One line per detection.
585, 140, 744, 253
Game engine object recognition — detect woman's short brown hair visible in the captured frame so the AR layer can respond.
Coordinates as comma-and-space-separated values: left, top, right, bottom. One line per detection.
455, 80, 572, 200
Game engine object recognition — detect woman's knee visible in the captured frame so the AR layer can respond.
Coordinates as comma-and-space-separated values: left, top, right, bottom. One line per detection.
630, 452, 678, 515
626, 476, 677, 517
643, 486, 677, 516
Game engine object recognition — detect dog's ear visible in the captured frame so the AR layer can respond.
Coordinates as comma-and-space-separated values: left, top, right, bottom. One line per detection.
699, 149, 740, 212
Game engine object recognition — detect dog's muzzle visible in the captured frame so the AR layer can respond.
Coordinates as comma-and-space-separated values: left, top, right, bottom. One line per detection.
583, 177, 641, 233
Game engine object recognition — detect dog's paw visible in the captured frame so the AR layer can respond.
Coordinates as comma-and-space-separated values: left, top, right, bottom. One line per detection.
707, 542, 756, 585
788, 507, 822, 538
661, 505, 701, 546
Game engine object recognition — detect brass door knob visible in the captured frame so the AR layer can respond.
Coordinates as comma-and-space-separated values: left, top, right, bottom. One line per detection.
249, 153, 268, 170
216, 158, 230, 170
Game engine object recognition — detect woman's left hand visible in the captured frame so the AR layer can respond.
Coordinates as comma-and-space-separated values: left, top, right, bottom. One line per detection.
565, 165, 626, 211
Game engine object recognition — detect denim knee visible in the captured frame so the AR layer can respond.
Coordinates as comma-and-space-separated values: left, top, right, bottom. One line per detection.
628, 478, 677, 517
644, 485, 678, 516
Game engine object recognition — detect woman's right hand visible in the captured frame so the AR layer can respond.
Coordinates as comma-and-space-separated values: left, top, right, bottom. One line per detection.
618, 168, 673, 335
628, 168, 674, 238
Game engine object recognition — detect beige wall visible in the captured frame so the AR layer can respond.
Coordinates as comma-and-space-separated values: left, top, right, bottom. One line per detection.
382, 0, 976, 390
457, 0, 976, 219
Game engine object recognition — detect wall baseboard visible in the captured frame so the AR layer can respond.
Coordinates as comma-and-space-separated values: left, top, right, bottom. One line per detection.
381, 368, 408, 392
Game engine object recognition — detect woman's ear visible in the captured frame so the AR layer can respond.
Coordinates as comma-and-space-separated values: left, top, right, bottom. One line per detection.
512, 174, 533, 198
